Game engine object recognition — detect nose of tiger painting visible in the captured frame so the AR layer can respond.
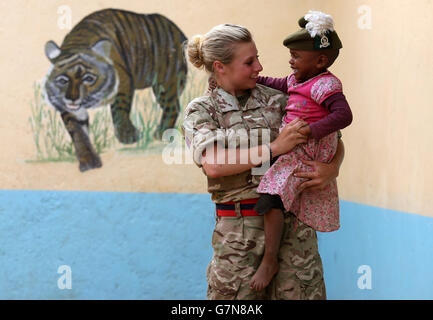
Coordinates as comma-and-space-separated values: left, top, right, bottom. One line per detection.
65, 82, 81, 107
64, 97, 82, 110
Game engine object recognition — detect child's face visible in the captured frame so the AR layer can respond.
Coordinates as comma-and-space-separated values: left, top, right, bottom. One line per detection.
289, 49, 324, 82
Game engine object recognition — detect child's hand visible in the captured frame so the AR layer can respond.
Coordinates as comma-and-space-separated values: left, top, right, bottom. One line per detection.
298, 124, 311, 137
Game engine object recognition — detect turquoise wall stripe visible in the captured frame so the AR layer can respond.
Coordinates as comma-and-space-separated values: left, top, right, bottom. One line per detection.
0, 191, 432, 299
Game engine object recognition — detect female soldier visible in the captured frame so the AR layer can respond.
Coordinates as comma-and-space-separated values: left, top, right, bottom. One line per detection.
182, 24, 345, 300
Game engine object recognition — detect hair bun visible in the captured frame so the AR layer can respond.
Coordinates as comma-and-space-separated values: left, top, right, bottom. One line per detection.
193, 35, 202, 47
187, 34, 205, 69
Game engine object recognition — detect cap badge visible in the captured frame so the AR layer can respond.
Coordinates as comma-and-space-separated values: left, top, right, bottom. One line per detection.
320, 35, 330, 48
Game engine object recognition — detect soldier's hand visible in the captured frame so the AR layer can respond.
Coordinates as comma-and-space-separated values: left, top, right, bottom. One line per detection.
295, 159, 339, 192
270, 118, 308, 157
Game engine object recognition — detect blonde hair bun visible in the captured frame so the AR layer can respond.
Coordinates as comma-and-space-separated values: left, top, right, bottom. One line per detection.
187, 35, 205, 69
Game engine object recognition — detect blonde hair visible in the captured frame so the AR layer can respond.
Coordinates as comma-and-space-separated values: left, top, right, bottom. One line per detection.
187, 24, 252, 73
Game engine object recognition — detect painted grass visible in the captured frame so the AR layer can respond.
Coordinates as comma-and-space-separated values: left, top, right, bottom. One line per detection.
28, 82, 75, 162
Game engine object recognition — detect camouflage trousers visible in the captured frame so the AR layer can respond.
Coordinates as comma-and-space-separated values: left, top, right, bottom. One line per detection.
206, 209, 326, 300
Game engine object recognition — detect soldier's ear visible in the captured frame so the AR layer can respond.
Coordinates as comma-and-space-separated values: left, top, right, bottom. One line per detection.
213, 60, 225, 75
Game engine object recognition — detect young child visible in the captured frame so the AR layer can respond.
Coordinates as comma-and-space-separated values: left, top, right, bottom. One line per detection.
249, 11, 353, 291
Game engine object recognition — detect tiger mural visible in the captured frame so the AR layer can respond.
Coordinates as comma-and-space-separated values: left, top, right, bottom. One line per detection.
44, 9, 188, 172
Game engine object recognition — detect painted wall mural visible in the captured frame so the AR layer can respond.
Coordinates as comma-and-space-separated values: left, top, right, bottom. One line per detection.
38, 8, 189, 172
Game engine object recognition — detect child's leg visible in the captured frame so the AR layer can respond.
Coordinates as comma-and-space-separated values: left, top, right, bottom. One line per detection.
250, 208, 284, 291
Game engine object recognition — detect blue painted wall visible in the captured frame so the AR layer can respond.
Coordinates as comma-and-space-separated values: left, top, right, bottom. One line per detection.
319, 201, 433, 299
0, 191, 214, 299
0, 191, 432, 299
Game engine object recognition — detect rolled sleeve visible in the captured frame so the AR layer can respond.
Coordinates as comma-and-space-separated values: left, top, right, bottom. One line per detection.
182, 99, 225, 167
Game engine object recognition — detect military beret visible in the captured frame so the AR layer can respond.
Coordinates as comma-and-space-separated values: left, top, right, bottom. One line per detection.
283, 11, 342, 50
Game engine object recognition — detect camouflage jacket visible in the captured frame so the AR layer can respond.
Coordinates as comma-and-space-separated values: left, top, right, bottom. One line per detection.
182, 84, 288, 203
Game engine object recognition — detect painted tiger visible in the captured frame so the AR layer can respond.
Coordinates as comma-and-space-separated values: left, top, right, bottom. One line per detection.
44, 8, 188, 171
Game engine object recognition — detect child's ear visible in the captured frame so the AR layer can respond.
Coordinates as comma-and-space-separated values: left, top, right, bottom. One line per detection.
317, 54, 329, 69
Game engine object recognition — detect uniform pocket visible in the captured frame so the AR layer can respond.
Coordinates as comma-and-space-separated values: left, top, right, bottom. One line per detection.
207, 216, 263, 299
241, 112, 269, 130
207, 261, 242, 299
261, 100, 284, 130
274, 214, 326, 299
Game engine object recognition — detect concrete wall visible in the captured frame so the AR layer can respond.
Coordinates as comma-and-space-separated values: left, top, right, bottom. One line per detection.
0, 0, 432, 299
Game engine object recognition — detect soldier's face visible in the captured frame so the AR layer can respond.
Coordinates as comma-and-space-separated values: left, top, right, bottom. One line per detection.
218, 41, 263, 96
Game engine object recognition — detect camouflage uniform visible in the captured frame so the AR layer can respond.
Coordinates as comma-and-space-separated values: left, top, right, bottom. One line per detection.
182, 84, 326, 300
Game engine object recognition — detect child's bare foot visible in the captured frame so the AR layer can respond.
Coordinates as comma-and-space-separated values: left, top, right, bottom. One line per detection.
249, 257, 279, 291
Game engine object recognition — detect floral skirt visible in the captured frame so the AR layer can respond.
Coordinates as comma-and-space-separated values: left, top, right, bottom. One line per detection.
256, 130, 339, 232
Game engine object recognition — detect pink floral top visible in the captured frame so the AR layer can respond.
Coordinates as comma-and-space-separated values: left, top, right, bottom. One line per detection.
283, 71, 343, 125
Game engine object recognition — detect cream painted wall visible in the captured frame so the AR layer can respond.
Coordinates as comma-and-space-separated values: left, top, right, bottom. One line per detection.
0, 0, 432, 217
324, 0, 433, 217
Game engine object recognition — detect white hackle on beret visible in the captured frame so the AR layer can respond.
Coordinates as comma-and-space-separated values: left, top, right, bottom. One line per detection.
304, 10, 335, 38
